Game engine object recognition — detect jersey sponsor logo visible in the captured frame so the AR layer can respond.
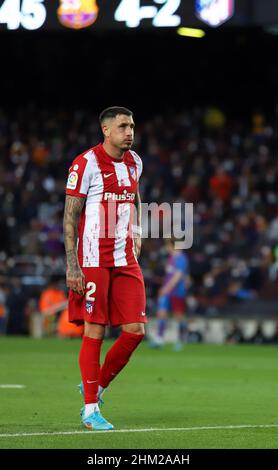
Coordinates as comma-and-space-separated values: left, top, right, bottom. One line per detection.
104, 190, 135, 201
103, 172, 114, 178
57, 0, 99, 30
66, 171, 78, 190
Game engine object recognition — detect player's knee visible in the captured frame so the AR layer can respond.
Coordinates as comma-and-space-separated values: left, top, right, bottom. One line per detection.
135, 325, 145, 336
122, 323, 145, 336
84, 322, 105, 340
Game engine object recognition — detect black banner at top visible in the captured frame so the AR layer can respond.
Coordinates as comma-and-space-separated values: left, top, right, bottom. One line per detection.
0, 0, 274, 33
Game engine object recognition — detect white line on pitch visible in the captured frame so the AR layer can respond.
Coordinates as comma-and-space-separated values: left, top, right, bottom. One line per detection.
0, 424, 278, 438
0, 385, 25, 389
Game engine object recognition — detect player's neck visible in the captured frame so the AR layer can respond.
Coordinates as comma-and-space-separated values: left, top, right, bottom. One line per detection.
102, 142, 124, 160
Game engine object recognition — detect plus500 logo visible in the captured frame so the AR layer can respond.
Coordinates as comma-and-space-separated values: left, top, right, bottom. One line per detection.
104, 191, 135, 201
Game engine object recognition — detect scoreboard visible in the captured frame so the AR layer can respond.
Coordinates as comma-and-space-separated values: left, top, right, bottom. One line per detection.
0, 0, 251, 31
0, 0, 277, 31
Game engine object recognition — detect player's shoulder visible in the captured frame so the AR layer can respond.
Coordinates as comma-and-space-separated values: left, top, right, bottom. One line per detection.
69, 147, 95, 167
128, 149, 142, 165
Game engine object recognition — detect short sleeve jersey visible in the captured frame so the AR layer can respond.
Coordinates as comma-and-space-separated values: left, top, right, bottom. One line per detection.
65, 143, 143, 267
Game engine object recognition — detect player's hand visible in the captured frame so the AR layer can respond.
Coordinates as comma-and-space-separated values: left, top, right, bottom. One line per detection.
66, 266, 85, 296
133, 236, 142, 258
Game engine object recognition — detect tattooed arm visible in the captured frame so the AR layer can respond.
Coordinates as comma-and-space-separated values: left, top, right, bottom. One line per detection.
63, 195, 86, 295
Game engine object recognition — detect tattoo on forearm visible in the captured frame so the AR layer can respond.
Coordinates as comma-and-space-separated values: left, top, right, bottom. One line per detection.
63, 196, 85, 271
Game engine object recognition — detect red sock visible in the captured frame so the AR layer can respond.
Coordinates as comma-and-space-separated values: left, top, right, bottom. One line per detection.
99, 331, 144, 389
79, 336, 103, 404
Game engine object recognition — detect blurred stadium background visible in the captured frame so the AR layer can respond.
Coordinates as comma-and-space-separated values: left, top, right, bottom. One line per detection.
1, 0, 278, 451
1, 0, 278, 344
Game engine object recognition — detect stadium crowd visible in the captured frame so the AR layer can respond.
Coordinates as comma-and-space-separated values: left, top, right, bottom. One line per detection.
0, 105, 278, 335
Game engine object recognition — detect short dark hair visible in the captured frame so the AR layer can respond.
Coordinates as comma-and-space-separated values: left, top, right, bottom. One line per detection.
99, 106, 133, 124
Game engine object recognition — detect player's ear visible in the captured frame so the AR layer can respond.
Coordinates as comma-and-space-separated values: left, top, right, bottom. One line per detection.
102, 119, 111, 138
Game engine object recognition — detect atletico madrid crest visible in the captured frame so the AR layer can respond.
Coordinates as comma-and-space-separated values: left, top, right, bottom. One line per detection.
195, 0, 234, 27
85, 301, 94, 315
130, 167, 137, 181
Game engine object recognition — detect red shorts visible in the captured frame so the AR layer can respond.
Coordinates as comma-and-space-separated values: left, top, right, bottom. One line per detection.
68, 264, 147, 327
171, 296, 186, 314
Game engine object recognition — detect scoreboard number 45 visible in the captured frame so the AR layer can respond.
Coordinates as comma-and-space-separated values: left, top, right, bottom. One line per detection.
114, 0, 181, 28
0, 0, 46, 30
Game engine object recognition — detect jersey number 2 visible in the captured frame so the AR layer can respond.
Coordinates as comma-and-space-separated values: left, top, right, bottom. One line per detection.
86, 282, 96, 301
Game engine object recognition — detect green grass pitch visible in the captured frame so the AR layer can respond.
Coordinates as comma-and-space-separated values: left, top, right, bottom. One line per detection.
0, 337, 277, 449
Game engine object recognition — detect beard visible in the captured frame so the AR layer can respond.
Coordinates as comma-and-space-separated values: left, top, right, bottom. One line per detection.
120, 142, 133, 151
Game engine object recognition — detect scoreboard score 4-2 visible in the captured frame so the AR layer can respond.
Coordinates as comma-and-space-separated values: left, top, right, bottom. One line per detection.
114, 0, 181, 28
0, 0, 251, 31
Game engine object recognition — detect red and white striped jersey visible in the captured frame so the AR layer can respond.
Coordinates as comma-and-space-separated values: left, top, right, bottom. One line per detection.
65, 143, 143, 267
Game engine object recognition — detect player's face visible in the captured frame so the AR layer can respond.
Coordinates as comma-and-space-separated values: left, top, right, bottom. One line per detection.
105, 115, 135, 151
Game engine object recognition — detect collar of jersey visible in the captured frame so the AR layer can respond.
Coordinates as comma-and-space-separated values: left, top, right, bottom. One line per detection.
99, 143, 125, 163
